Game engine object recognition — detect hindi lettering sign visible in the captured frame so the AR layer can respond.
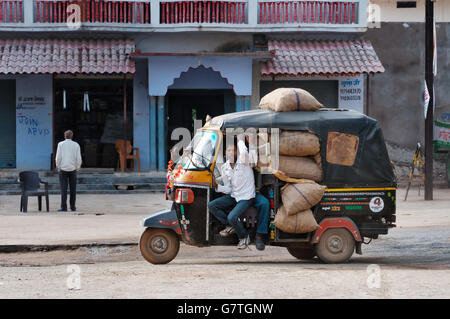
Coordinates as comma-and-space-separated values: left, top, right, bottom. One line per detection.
339, 76, 364, 114
434, 121, 450, 148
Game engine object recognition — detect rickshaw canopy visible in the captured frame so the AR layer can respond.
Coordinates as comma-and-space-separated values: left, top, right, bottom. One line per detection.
210, 108, 396, 188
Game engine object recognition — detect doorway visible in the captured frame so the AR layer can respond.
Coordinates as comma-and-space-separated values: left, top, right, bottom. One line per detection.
0, 80, 16, 168
166, 89, 234, 159
54, 78, 133, 169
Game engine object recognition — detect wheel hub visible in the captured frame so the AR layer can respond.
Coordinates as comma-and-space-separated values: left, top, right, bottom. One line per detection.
150, 236, 168, 253
327, 235, 344, 253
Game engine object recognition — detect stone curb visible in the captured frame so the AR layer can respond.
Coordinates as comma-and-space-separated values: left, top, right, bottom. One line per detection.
0, 242, 138, 253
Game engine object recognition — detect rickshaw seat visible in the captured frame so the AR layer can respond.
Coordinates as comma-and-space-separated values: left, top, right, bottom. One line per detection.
240, 206, 258, 228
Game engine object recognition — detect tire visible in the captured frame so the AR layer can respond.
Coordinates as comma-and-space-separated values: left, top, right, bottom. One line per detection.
286, 246, 316, 260
315, 228, 355, 264
139, 228, 180, 264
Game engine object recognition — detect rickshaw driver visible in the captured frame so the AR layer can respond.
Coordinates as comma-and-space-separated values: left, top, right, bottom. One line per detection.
209, 134, 255, 250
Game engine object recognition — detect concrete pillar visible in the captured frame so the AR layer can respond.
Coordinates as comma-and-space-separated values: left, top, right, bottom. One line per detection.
24, 0, 33, 24
248, 0, 258, 26
157, 96, 167, 170
149, 96, 157, 170
359, 0, 368, 27
235, 96, 251, 112
150, 0, 160, 25
251, 61, 261, 109
133, 60, 150, 170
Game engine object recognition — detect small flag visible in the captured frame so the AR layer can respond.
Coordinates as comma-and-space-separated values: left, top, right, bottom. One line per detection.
424, 80, 430, 119
433, 18, 437, 76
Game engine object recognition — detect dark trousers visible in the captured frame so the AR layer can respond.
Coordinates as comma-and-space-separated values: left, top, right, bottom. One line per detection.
59, 170, 77, 210
208, 194, 254, 239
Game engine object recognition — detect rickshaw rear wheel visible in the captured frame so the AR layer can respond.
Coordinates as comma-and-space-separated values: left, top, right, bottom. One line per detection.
139, 228, 180, 264
315, 228, 355, 264
286, 246, 316, 260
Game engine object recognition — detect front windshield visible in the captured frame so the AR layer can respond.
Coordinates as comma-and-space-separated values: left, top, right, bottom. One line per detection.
177, 130, 219, 171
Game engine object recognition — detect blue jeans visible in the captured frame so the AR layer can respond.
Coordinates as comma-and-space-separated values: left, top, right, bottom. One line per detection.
254, 193, 270, 235
208, 194, 254, 239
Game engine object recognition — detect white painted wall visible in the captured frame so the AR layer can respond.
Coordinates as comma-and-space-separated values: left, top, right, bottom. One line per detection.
370, 0, 450, 22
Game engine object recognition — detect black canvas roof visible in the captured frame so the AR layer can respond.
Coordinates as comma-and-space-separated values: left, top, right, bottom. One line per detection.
211, 109, 396, 187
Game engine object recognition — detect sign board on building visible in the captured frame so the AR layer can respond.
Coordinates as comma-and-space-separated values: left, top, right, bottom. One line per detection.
434, 121, 450, 148
338, 75, 364, 114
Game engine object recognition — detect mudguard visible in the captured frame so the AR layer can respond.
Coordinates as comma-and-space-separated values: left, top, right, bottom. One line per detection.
312, 217, 362, 244
141, 206, 182, 235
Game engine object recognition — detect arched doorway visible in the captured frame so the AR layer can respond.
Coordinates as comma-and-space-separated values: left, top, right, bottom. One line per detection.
166, 66, 235, 159
145, 56, 253, 170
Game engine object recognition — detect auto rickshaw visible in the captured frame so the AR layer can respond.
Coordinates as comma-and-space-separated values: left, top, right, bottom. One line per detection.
139, 108, 397, 264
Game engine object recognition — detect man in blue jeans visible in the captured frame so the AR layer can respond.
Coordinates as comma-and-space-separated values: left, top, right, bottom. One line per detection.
209, 135, 255, 249
253, 193, 270, 250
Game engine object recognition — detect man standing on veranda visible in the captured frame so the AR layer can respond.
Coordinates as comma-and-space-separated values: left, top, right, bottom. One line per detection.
55, 130, 82, 212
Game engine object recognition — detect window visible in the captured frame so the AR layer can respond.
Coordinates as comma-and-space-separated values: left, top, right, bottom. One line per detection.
326, 132, 359, 166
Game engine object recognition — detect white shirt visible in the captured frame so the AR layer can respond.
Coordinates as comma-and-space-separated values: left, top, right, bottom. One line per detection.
55, 139, 82, 172
216, 140, 255, 202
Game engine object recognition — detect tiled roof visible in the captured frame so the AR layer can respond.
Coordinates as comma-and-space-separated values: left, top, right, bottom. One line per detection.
261, 40, 385, 77
0, 39, 135, 74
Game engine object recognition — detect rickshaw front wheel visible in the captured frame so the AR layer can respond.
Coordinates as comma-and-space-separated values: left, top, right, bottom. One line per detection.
139, 228, 180, 264
315, 228, 355, 264
286, 246, 316, 260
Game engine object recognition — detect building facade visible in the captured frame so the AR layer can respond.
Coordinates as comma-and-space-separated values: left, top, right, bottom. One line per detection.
363, 0, 450, 183
0, 0, 388, 172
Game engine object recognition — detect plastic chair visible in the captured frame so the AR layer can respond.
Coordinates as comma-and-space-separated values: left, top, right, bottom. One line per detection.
18, 171, 49, 213
115, 139, 141, 172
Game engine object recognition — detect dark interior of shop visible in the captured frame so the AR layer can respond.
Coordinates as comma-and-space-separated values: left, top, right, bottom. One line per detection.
54, 78, 133, 169
166, 89, 234, 160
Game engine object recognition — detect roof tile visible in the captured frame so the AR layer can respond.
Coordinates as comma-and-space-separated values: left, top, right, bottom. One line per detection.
0, 38, 135, 74
261, 39, 385, 76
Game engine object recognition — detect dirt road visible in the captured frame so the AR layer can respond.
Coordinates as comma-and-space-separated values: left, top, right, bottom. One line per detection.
0, 187, 449, 298
0, 225, 449, 299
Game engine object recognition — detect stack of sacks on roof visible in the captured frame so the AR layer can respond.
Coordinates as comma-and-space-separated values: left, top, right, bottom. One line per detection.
258, 88, 326, 233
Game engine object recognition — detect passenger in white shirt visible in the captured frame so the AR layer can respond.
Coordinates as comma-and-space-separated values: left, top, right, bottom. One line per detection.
209, 134, 255, 250
55, 130, 82, 212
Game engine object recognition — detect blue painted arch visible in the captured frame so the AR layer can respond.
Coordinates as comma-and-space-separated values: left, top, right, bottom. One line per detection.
147, 56, 253, 96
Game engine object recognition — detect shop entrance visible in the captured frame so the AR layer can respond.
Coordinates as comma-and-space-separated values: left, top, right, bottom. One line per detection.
0, 80, 16, 168
54, 78, 133, 169
166, 89, 234, 159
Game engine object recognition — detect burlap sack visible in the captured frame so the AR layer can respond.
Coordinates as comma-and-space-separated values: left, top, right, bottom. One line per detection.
326, 132, 359, 166
274, 206, 319, 234
259, 88, 324, 112
273, 170, 315, 183
314, 152, 322, 169
281, 182, 326, 215
279, 131, 320, 156
277, 155, 322, 182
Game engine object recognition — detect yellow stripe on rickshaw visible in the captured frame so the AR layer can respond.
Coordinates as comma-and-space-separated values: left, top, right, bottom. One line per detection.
325, 187, 397, 192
